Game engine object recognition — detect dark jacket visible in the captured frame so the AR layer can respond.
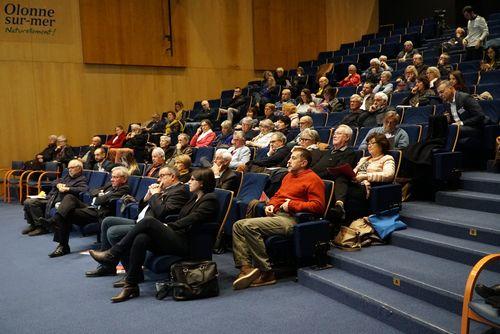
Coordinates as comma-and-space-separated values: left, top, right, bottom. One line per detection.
341, 111, 362, 128
140, 182, 190, 222
312, 147, 357, 179
90, 182, 130, 217
39, 144, 57, 162
444, 91, 485, 129
93, 160, 114, 172
51, 146, 75, 166
251, 145, 291, 168
169, 192, 219, 235
401, 89, 436, 107
144, 163, 166, 178
45, 173, 89, 216
216, 168, 239, 193
358, 106, 395, 128
80, 145, 102, 169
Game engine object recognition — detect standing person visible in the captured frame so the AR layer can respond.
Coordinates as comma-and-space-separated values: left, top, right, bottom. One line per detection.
232, 148, 325, 289
462, 6, 489, 61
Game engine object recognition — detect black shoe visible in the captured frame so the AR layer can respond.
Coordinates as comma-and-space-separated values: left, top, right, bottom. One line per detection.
111, 283, 140, 303
49, 244, 70, 258
22, 225, 36, 235
85, 266, 117, 277
334, 201, 346, 221
89, 249, 119, 267
475, 284, 500, 299
28, 227, 49, 236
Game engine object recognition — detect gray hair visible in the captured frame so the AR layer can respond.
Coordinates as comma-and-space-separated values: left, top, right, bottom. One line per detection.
259, 119, 275, 129
111, 166, 130, 180
381, 71, 392, 79
49, 135, 58, 141
92, 136, 102, 144
302, 128, 320, 143
178, 133, 190, 142
241, 117, 253, 125
350, 94, 362, 102
427, 66, 441, 79
160, 166, 179, 178
370, 58, 381, 66
271, 131, 287, 144
221, 120, 232, 129
336, 124, 353, 140
130, 124, 141, 131
374, 92, 389, 102
160, 135, 171, 143
404, 40, 413, 47
300, 115, 313, 127
215, 149, 232, 162
68, 159, 83, 169
233, 131, 245, 140
152, 147, 165, 158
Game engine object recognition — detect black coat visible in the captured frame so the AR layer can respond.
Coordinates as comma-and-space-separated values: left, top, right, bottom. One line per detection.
312, 147, 357, 179
216, 168, 239, 193
251, 145, 291, 168
93, 160, 114, 172
45, 173, 88, 216
444, 91, 485, 129
169, 192, 219, 235
140, 182, 190, 223
51, 146, 75, 166
90, 183, 130, 218
358, 106, 395, 128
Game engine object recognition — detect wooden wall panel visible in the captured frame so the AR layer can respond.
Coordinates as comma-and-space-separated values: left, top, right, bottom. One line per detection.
253, 0, 379, 70
79, 0, 187, 67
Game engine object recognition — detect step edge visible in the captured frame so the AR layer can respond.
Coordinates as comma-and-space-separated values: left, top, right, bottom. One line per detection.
400, 213, 500, 234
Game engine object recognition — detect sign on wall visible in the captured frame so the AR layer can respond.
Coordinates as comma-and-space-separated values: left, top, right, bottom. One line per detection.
0, 0, 73, 43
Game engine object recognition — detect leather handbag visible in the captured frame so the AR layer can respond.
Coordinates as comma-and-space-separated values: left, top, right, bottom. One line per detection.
333, 217, 383, 250
155, 261, 219, 301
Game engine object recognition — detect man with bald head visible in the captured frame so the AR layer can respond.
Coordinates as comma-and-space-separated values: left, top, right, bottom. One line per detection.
78, 136, 102, 169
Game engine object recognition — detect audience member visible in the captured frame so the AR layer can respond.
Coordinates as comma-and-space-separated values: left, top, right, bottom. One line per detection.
281, 128, 322, 167
212, 149, 240, 192
315, 76, 332, 99
341, 94, 363, 128
165, 110, 184, 135
193, 100, 216, 123
22, 159, 88, 237
51, 135, 75, 167
190, 119, 216, 148
228, 131, 251, 169
246, 132, 291, 172
166, 133, 192, 167
291, 66, 308, 95
40, 166, 130, 258
288, 115, 313, 147
442, 27, 466, 51
232, 148, 325, 289
401, 76, 436, 107
373, 71, 394, 95
412, 54, 429, 75
213, 120, 234, 149
379, 55, 394, 72
449, 70, 469, 93
143, 113, 165, 133
312, 125, 356, 222
426, 67, 441, 93
89, 168, 218, 302
358, 92, 395, 128
359, 82, 375, 111
363, 58, 383, 84
338, 65, 361, 87
85, 166, 189, 278
246, 119, 274, 149
78, 136, 102, 169
397, 41, 419, 63
260, 103, 277, 122
174, 154, 192, 183
274, 67, 291, 88
480, 46, 500, 72
28, 135, 57, 169
402, 65, 419, 90
154, 135, 175, 161
254, 76, 279, 111
318, 87, 343, 113
359, 111, 409, 151
437, 53, 454, 78
174, 101, 186, 121
462, 6, 489, 61
119, 151, 141, 176
394, 80, 409, 93
144, 147, 166, 178
241, 117, 258, 141
275, 115, 291, 139
296, 88, 314, 115
110, 124, 147, 163
437, 80, 485, 150
104, 126, 126, 149
345, 133, 395, 220
282, 103, 300, 127
219, 87, 247, 123
93, 148, 114, 172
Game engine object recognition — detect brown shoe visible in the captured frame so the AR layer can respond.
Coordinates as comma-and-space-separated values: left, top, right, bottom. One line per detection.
250, 271, 277, 287
232, 267, 260, 290
28, 227, 49, 236
22, 225, 36, 235
111, 283, 140, 303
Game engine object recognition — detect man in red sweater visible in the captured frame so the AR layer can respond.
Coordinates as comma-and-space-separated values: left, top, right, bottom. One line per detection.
232, 147, 325, 290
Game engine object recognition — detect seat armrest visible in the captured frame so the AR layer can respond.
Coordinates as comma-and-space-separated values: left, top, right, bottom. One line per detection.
294, 212, 318, 224
370, 183, 402, 214
293, 220, 330, 267
433, 151, 462, 181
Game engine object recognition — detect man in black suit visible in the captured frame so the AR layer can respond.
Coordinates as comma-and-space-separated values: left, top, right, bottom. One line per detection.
312, 124, 357, 221
219, 87, 248, 123
358, 92, 396, 128
212, 149, 239, 193
92, 148, 114, 172
248, 132, 291, 172
85, 166, 190, 278
79, 136, 102, 169
437, 80, 485, 150
51, 135, 75, 168
41, 166, 131, 258
22, 159, 89, 236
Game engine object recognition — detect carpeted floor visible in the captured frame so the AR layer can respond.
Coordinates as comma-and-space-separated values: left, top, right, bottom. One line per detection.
0, 203, 403, 334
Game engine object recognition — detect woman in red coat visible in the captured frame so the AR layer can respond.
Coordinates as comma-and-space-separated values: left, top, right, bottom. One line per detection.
190, 119, 216, 147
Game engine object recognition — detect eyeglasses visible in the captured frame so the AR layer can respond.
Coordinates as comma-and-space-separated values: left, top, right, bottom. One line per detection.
158, 173, 172, 178
367, 141, 377, 146
300, 137, 312, 141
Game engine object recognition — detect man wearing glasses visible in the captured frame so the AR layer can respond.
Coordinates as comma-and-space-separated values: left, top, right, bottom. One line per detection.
84, 166, 189, 278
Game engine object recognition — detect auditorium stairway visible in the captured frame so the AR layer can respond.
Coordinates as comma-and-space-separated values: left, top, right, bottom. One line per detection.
298, 171, 500, 334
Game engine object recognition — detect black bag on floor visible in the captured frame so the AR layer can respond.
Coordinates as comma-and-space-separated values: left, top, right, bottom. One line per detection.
156, 261, 219, 301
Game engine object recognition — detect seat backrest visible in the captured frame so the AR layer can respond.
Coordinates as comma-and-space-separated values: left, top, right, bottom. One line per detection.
401, 105, 434, 124
444, 124, 460, 152
134, 177, 157, 201
337, 86, 357, 98
44, 162, 60, 181
478, 69, 500, 85
326, 111, 349, 127
237, 173, 269, 202
137, 163, 147, 176
311, 113, 327, 127
476, 84, 500, 99
322, 180, 335, 218
82, 169, 92, 182
255, 146, 270, 160
478, 100, 500, 124
127, 175, 142, 197
192, 147, 215, 167
354, 127, 372, 149
388, 150, 402, 179
316, 127, 331, 143
399, 124, 422, 145
88, 171, 108, 190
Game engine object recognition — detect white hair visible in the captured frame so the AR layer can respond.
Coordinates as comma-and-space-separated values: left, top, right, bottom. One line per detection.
215, 149, 232, 162
404, 40, 413, 46
111, 166, 130, 179
152, 147, 165, 158
370, 58, 381, 66
374, 92, 389, 102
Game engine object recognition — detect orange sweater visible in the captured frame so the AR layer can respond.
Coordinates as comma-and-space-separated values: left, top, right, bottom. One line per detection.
268, 169, 325, 215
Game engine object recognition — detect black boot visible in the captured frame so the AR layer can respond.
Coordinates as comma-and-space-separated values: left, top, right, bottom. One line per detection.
49, 244, 70, 258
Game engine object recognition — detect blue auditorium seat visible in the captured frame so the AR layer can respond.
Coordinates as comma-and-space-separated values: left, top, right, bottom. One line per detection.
326, 111, 349, 127
354, 127, 373, 149
311, 113, 327, 127
399, 124, 422, 144
458, 60, 481, 73
191, 146, 215, 167
390, 92, 408, 106
463, 72, 479, 87
316, 127, 331, 143
476, 84, 500, 99
401, 105, 434, 124
336, 86, 357, 98
478, 70, 500, 85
